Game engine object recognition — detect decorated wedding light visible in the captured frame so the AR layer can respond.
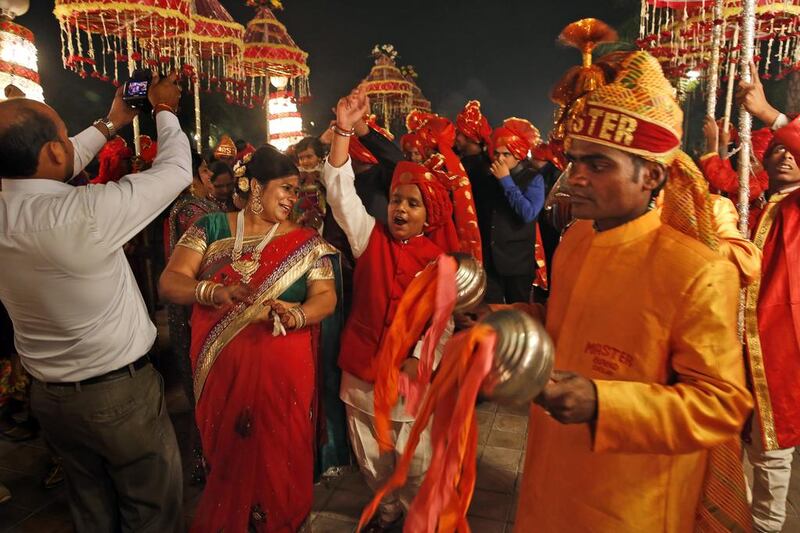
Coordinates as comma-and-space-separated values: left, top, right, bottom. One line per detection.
52, 0, 192, 85
242, 2, 310, 108
184, 0, 246, 152
266, 75, 303, 152
241, 1, 309, 142
363, 44, 413, 131
0, 0, 44, 102
400, 64, 432, 113
53, 0, 192, 154
638, 0, 800, 82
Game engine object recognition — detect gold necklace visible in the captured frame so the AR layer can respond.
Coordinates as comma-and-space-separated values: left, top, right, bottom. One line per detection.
231, 210, 279, 284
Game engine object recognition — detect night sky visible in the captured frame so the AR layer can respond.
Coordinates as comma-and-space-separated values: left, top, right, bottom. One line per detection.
19, 0, 638, 148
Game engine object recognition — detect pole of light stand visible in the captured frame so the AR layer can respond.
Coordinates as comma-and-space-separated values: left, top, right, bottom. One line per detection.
722, 25, 741, 146
264, 91, 271, 145
126, 27, 141, 156
705, 0, 724, 118
736, 0, 756, 339
194, 61, 202, 153
737, 0, 756, 237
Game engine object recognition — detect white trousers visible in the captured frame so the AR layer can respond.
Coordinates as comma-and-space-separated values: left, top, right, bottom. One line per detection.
345, 405, 432, 523
745, 413, 797, 532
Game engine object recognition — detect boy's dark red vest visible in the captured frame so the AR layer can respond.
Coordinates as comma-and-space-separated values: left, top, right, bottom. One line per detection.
338, 224, 442, 383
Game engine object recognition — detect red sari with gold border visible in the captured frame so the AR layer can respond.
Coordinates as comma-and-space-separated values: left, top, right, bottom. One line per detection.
185, 217, 337, 533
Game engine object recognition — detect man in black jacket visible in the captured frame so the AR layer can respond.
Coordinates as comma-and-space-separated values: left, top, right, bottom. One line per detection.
455, 100, 493, 211
479, 118, 546, 304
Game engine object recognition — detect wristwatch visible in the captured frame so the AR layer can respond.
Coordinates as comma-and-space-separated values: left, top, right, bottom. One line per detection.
93, 117, 116, 140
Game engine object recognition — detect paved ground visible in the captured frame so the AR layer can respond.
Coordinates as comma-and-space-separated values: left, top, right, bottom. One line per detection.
1, 387, 798, 532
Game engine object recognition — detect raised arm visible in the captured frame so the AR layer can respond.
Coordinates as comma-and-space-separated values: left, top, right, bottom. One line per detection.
323, 86, 377, 258
492, 160, 546, 223
70, 86, 138, 178
84, 73, 192, 251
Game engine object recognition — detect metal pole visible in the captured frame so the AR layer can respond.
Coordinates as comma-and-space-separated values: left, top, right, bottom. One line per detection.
193, 60, 202, 153
264, 91, 271, 145
737, 0, 756, 238
722, 24, 741, 152
705, 0, 724, 117
736, 0, 756, 340
126, 27, 141, 156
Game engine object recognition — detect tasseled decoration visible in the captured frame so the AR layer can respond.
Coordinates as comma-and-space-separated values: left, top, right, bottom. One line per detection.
550, 19, 618, 141
358, 325, 497, 533
372, 255, 458, 452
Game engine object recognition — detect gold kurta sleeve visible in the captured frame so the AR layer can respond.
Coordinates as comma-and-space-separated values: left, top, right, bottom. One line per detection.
306, 256, 334, 282
175, 224, 208, 256
593, 259, 753, 454
712, 195, 762, 287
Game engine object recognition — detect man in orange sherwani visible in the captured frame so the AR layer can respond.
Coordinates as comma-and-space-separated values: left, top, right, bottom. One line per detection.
514, 50, 753, 532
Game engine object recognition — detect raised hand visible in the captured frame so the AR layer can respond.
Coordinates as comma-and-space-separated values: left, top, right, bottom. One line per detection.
737, 61, 779, 125
703, 116, 719, 154
148, 71, 182, 111
490, 159, 511, 180
107, 85, 138, 130
335, 85, 370, 130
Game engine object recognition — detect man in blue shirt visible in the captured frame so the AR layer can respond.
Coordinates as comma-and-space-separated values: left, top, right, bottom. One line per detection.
476, 118, 545, 303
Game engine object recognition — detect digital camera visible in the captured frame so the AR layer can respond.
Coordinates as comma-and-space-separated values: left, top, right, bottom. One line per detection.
122, 69, 153, 110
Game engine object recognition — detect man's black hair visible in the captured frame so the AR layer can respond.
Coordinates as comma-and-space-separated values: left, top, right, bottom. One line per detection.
630, 153, 667, 199
295, 136, 325, 158
0, 104, 59, 178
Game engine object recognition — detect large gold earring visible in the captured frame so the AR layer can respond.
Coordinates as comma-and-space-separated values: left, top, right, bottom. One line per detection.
250, 184, 263, 215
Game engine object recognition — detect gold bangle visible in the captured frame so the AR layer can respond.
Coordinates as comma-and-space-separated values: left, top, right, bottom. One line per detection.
195, 280, 221, 306
209, 283, 222, 308
194, 281, 206, 304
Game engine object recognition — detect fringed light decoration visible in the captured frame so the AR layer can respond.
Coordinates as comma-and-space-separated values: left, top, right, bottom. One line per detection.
242, 4, 310, 109
363, 44, 413, 131
52, 0, 191, 86
188, 0, 245, 102
637, 0, 800, 82
401, 64, 432, 113
0, 1, 44, 102
180, 0, 245, 152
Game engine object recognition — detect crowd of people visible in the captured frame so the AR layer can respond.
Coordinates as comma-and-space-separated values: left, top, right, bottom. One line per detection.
0, 20, 799, 533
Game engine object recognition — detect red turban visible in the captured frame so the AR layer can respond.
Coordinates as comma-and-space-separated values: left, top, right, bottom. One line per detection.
139, 135, 158, 164
92, 137, 133, 184
237, 143, 256, 162
530, 142, 562, 168
751, 128, 773, 162
418, 116, 455, 154
492, 118, 541, 160
766, 116, 800, 162
456, 100, 492, 145
401, 132, 431, 159
406, 109, 436, 134
350, 136, 378, 165
391, 161, 459, 253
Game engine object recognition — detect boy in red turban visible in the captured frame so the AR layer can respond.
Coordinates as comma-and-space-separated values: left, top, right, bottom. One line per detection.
323, 87, 460, 532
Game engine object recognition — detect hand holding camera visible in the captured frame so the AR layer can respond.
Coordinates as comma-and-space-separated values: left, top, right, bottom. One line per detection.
122, 69, 181, 115
147, 72, 182, 114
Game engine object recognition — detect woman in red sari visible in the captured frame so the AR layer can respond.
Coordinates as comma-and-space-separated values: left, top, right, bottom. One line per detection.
160, 146, 338, 532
